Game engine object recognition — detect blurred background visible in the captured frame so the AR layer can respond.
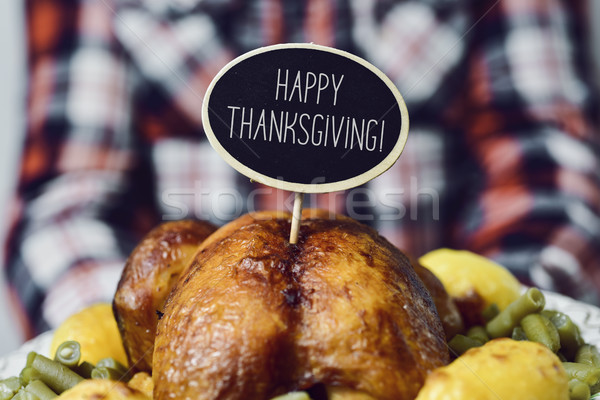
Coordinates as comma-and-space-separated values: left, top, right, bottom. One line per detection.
0, 0, 599, 357
0, 0, 26, 355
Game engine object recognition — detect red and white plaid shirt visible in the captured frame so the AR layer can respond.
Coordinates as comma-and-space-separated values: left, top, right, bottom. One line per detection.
5, 0, 600, 336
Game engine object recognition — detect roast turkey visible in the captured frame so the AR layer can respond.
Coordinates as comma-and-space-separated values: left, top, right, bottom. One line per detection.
149, 210, 450, 400
113, 220, 217, 372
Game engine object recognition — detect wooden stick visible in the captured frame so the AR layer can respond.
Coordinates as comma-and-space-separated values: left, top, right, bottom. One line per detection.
289, 192, 304, 244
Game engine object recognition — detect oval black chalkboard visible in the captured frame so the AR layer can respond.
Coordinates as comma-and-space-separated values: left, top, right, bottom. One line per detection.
202, 43, 408, 193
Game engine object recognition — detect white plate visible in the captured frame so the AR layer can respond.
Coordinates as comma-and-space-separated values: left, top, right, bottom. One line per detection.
1, 291, 599, 380
0, 330, 53, 379
543, 290, 600, 345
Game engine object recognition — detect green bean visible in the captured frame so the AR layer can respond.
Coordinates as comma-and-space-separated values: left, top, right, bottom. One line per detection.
91, 367, 127, 381
511, 326, 528, 341
481, 303, 500, 322
520, 313, 561, 353
95, 358, 130, 381
23, 381, 56, 400
576, 346, 600, 394
25, 353, 36, 369
0, 377, 21, 392
563, 363, 600, 387
569, 379, 591, 400
448, 334, 483, 356
576, 345, 600, 368
0, 377, 21, 400
558, 352, 570, 362
28, 353, 83, 394
543, 310, 584, 361
73, 361, 95, 379
486, 288, 546, 338
11, 389, 38, 400
467, 326, 489, 344
593, 381, 600, 395
0, 389, 14, 400
53, 341, 81, 368
19, 368, 42, 387
96, 358, 127, 374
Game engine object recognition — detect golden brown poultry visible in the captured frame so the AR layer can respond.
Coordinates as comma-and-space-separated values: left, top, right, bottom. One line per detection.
412, 261, 464, 341
152, 210, 449, 400
113, 220, 217, 372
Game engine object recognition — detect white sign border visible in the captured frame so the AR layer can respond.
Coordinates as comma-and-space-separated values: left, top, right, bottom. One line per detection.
202, 43, 409, 194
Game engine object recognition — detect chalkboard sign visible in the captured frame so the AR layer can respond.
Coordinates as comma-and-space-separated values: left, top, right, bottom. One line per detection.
202, 43, 408, 193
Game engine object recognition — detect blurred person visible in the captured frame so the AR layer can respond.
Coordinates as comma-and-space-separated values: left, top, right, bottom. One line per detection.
4, 0, 600, 337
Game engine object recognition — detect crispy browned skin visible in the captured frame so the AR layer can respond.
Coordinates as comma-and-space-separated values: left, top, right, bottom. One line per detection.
153, 210, 449, 400
453, 290, 487, 329
113, 220, 217, 372
413, 262, 464, 340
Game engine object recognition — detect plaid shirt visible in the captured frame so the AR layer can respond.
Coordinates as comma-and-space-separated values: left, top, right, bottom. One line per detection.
5, 0, 600, 336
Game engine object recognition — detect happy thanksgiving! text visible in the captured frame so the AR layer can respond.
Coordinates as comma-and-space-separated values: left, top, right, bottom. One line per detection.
225, 69, 387, 152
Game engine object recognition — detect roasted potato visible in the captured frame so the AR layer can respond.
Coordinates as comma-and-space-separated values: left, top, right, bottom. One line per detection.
128, 372, 153, 399
415, 338, 569, 400
57, 379, 149, 400
419, 248, 522, 327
